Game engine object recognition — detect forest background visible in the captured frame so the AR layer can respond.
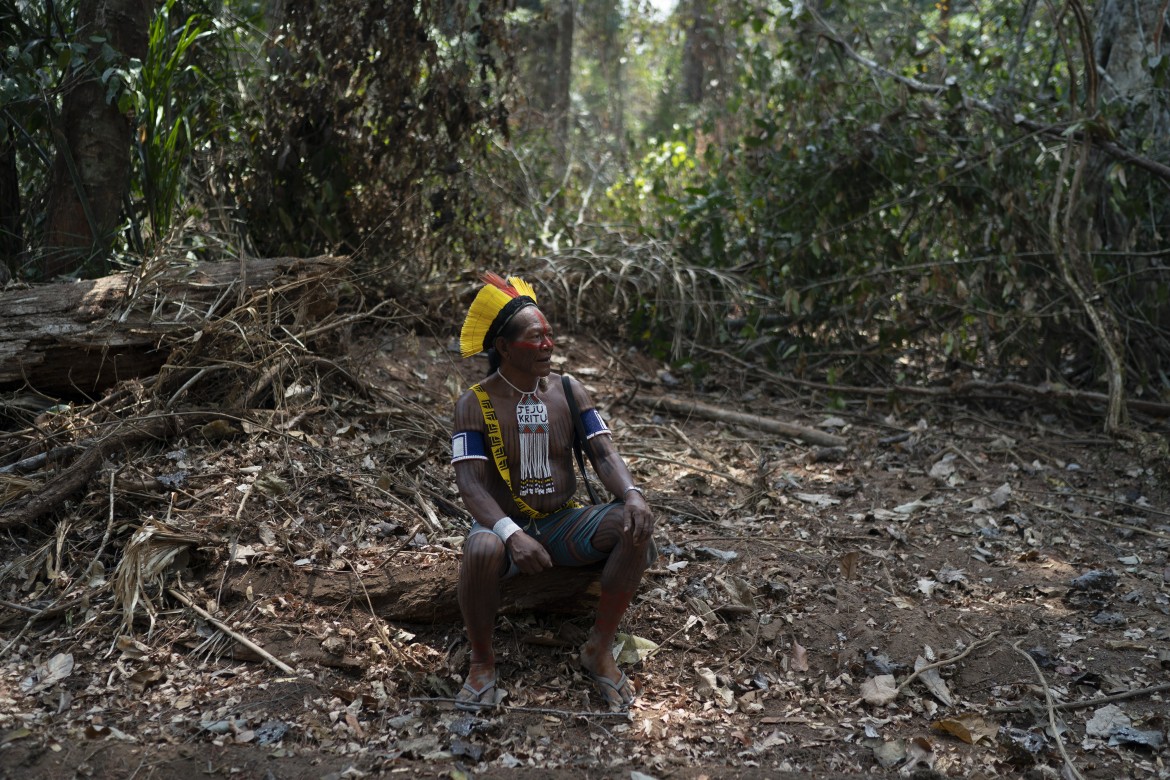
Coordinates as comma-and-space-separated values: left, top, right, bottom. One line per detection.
3, 2, 1170, 777
3, 0, 1169, 422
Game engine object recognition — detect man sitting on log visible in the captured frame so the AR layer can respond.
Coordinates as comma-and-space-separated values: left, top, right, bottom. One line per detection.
450, 273, 655, 711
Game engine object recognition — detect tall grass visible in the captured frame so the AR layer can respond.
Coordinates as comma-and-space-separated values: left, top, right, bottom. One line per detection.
135, 0, 211, 243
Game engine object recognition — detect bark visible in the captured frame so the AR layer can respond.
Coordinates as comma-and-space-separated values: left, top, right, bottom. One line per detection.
42, 0, 151, 277
596, 0, 624, 149
232, 559, 605, 624
553, 0, 575, 140
682, 0, 722, 106
0, 255, 344, 397
0, 128, 20, 278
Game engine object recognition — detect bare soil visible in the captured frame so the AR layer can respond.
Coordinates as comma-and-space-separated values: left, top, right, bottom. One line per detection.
2, 331, 1169, 779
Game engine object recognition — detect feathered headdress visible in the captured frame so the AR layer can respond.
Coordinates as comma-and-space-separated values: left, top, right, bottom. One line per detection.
459, 273, 538, 358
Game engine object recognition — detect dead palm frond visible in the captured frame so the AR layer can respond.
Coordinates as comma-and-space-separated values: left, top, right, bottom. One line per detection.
0, 473, 39, 505
112, 519, 204, 635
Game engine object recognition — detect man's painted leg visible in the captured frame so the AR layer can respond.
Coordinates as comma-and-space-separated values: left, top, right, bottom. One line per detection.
581, 512, 649, 708
456, 532, 505, 709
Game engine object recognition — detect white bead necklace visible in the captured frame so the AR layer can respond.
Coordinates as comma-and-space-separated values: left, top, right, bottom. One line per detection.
495, 370, 539, 396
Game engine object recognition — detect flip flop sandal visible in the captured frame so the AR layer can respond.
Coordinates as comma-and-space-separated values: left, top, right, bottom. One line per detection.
454, 678, 498, 712
585, 669, 633, 711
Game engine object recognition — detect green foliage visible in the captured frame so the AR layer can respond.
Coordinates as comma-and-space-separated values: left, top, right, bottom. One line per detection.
588, 0, 1170, 392
238, 0, 513, 272
132, 0, 210, 241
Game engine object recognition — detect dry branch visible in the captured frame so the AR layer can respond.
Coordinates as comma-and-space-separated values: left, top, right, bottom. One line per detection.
0, 412, 225, 531
630, 395, 847, 447
0, 255, 345, 396
167, 587, 296, 675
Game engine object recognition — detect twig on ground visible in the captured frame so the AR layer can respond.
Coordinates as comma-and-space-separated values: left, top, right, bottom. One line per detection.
624, 450, 753, 488
338, 524, 421, 665
1010, 640, 1085, 780
847, 631, 999, 709
669, 423, 725, 472
1020, 487, 1170, 519
377, 523, 424, 570
167, 587, 295, 675
945, 443, 986, 475
895, 632, 1000, 696
1018, 496, 1170, 542
989, 681, 1170, 714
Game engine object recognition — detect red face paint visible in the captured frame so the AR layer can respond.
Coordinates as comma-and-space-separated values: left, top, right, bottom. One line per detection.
511, 310, 555, 351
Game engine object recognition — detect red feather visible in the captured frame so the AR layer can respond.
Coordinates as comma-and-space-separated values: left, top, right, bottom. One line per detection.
480, 271, 518, 297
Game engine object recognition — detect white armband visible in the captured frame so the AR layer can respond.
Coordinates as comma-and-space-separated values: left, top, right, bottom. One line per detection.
492, 516, 523, 544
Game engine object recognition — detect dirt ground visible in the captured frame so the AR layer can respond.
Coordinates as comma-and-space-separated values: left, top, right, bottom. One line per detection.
2, 329, 1169, 779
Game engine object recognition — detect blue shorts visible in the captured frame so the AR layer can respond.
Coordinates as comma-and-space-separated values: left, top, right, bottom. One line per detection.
468, 501, 623, 578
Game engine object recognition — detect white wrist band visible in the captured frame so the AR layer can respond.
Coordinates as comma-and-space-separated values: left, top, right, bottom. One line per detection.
492, 516, 522, 543
624, 485, 644, 497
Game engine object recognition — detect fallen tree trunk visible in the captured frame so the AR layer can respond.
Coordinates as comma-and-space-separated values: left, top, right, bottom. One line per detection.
0, 255, 344, 397
231, 560, 605, 624
631, 395, 847, 447
0, 412, 231, 531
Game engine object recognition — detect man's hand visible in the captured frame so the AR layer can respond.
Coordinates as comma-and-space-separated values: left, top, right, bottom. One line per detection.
623, 492, 655, 545
506, 531, 553, 575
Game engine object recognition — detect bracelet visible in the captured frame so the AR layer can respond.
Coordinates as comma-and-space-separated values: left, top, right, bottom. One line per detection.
492, 516, 523, 543
624, 485, 644, 497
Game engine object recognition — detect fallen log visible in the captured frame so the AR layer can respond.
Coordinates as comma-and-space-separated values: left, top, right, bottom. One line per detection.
231, 559, 605, 624
0, 255, 345, 397
631, 395, 847, 447
0, 412, 229, 531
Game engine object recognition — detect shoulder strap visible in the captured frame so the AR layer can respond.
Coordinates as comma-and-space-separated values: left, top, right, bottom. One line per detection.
563, 375, 603, 505
469, 384, 548, 520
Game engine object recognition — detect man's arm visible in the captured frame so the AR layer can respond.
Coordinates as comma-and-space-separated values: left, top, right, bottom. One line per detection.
452, 391, 552, 573
566, 377, 654, 544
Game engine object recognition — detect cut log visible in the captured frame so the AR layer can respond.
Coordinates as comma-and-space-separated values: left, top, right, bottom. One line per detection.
0, 255, 345, 397
231, 559, 605, 624
631, 395, 847, 447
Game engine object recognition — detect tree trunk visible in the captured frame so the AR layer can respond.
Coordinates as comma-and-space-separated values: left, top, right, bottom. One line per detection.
0, 255, 345, 397
1090, 0, 1170, 388
553, 0, 575, 140
42, 0, 151, 278
596, 0, 624, 152
0, 128, 20, 280
682, 0, 720, 106
230, 559, 606, 624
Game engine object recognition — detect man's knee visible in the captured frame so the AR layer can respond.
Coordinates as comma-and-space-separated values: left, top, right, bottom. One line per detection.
462, 531, 506, 577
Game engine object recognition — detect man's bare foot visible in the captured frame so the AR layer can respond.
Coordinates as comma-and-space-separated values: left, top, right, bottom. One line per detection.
455, 659, 499, 711
579, 633, 635, 710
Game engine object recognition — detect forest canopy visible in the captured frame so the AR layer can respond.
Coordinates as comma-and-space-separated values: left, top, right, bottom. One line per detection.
2, 0, 1169, 430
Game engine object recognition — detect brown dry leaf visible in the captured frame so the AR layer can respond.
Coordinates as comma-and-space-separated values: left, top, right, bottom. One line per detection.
128, 665, 165, 694
931, 713, 997, 745
20, 652, 74, 694
914, 655, 954, 706
790, 641, 810, 672
860, 674, 899, 706
839, 550, 859, 580
116, 635, 152, 660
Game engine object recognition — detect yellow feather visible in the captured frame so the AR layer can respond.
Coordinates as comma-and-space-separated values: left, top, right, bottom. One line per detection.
459, 275, 539, 358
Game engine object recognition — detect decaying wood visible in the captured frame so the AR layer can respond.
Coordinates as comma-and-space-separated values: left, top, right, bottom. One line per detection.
233, 560, 605, 624
0, 412, 227, 531
0, 255, 345, 396
631, 395, 847, 447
